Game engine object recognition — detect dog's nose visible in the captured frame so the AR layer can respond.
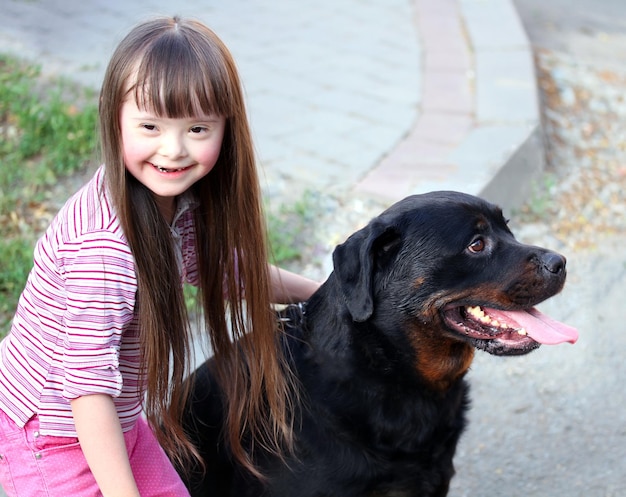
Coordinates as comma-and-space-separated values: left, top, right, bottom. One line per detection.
542, 252, 566, 274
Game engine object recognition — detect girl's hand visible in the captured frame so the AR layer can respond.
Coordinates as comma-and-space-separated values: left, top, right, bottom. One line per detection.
71, 394, 141, 497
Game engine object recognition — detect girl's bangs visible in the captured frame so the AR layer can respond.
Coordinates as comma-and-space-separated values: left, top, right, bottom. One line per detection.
132, 35, 233, 119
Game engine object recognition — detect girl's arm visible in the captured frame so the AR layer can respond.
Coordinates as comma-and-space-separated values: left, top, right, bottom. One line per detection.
71, 394, 141, 497
269, 265, 321, 304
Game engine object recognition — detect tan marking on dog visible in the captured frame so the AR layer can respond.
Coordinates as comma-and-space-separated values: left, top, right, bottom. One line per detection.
408, 323, 475, 391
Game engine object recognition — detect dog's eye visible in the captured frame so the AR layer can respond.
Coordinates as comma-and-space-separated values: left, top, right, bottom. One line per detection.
468, 237, 486, 253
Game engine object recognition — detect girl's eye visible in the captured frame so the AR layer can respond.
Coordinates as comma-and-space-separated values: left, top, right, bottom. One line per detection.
190, 126, 206, 134
468, 237, 486, 253
142, 124, 157, 131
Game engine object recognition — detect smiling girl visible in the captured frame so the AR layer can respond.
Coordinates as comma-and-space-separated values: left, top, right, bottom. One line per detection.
0, 16, 319, 496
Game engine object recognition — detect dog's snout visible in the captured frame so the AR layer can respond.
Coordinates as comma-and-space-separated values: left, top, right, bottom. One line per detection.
542, 252, 566, 274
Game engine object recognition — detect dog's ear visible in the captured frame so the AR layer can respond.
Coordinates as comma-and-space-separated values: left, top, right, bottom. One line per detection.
332, 221, 400, 322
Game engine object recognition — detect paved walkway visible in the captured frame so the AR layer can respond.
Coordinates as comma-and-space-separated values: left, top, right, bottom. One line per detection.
0, 0, 539, 211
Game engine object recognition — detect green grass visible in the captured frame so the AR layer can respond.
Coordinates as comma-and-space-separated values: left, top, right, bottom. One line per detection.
0, 56, 98, 210
266, 191, 318, 265
0, 238, 33, 321
0, 54, 99, 331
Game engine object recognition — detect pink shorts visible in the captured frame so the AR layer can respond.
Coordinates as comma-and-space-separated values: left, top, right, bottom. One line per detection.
0, 409, 190, 496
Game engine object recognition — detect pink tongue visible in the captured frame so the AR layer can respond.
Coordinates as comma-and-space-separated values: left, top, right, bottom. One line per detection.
484, 307, 579, 345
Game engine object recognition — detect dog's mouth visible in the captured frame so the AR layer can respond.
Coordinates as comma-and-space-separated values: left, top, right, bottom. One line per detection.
442, 305, 579, 355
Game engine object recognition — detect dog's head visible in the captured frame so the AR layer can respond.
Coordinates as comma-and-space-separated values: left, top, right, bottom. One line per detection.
332, 191, 578, 362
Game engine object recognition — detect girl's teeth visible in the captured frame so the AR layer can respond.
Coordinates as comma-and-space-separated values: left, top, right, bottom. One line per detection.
156, 165, 184, 173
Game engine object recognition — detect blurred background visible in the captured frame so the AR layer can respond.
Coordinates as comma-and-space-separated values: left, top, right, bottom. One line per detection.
0, 0, 624, 495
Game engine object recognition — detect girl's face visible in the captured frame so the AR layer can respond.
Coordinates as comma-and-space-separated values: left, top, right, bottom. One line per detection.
120, 95, 226, 220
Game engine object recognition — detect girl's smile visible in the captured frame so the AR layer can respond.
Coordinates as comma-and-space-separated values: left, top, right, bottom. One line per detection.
151, 163, 194, 174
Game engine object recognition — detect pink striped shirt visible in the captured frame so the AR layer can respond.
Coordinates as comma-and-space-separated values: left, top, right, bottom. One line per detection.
0, 166, 198, 437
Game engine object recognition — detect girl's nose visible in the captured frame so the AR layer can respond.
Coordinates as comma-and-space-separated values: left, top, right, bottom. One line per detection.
159, 132, 188, 159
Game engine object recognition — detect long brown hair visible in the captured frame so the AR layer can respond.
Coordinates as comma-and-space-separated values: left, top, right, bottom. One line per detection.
98, 16, 295, 475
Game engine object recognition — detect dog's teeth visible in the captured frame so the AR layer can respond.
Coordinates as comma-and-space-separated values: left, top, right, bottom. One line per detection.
467, 306, 484, 318
517, 328, 528, 336
466, 306, 516, 329
467, 306, 495, 325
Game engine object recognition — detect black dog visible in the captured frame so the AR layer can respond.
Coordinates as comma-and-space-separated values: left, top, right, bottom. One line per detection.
180, 191, 578, 497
